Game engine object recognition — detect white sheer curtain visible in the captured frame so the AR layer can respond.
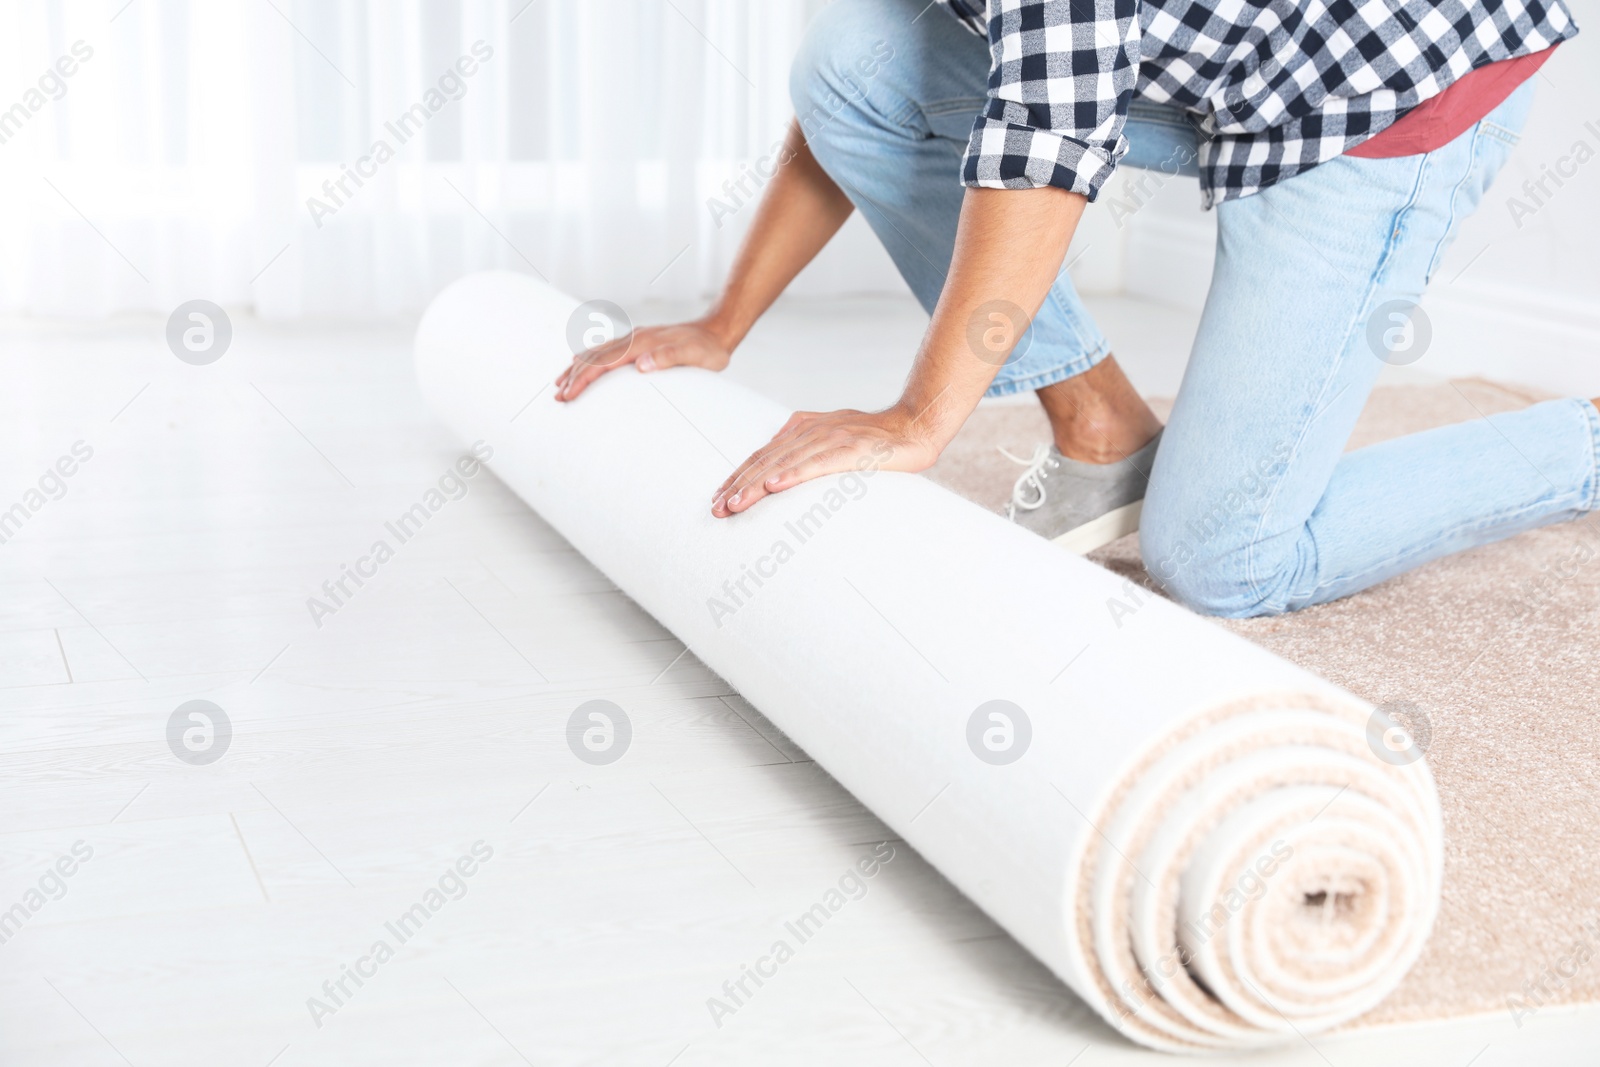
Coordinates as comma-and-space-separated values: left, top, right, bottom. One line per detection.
0, 0, 854, 319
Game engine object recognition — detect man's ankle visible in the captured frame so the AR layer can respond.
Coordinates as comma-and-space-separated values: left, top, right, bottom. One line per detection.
1054, 423, 1159, 464
1037, 357, 1163, 465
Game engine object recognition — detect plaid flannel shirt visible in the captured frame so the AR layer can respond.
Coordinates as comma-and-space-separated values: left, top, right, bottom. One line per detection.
940, 0, 1577, 205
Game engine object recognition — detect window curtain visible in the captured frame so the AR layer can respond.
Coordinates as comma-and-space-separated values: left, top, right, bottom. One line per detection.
0, 0, 855, 319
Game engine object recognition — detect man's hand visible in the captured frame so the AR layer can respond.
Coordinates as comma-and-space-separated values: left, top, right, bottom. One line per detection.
711, 185, 1086, 519
711, 406, 940, 516
555, 320, 733, 402
555, 119, 853, 405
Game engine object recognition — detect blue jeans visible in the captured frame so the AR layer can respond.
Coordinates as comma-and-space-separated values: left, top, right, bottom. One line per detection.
792, 0, 1600, 617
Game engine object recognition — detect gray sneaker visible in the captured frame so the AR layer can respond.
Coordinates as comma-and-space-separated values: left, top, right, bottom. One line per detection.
1001, 430, 1162, 553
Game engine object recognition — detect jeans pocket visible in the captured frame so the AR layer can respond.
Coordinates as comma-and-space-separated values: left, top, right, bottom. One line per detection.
923, 97, 986, 141
1478, 120, 1523, 148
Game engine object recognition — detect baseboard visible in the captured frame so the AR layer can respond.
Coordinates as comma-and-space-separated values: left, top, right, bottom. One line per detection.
1123, 218, 1600, 398
1423, 281, 1600, 397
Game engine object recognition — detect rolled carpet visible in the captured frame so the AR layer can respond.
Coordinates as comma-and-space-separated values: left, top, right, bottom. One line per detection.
414, 271, 1443, 1053
930, 387, 1600, 1029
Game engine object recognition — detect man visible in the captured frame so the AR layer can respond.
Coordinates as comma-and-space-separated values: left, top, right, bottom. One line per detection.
555, 0, 1596, 619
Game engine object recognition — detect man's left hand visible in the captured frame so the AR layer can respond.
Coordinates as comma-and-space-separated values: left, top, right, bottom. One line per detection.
711, 407, 940, 517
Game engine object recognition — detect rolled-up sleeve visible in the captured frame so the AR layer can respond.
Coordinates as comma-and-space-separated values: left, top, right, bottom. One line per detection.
961, 0, 1141, 201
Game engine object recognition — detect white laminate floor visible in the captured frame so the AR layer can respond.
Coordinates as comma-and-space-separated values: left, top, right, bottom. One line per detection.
1, 294, 1595, 1066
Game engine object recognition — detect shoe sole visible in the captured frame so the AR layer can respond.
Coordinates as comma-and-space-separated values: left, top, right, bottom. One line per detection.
1052, 500, 1143, 554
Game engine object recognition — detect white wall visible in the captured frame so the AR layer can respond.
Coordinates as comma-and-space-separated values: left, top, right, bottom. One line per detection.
1116, 14, 1600, 397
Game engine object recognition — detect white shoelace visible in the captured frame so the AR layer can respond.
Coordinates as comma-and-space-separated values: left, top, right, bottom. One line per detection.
1000, 443, 1059, 520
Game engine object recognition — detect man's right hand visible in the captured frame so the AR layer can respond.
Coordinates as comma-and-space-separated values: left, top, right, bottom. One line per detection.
553, 118, 850, 404
554, 320, 734, 402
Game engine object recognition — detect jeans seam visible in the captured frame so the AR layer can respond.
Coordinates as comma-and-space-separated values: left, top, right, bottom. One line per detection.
1124, 116, 1194, 133
1244, 154, 1433, 606
922, 97, 986, 118
1044, 276, 1102, 356
1580, 398, 1600, 512
1425, 124, 1489, 284
987, 341, 1111, 395
1479, 120, 1522, 147
1303, 398, 1600, 599
1304, 491, 1585, 603
987, 279, 1109, 395
1126, 101, 1195, 129
884, 95, 926, 134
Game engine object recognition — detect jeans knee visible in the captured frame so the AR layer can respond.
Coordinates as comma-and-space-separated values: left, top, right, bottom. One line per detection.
1139, 503, 1293, 618
1138, 521, 1214, 615
788, 1, 907, 145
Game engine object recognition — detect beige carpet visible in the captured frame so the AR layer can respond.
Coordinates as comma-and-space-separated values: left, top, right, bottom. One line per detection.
927, 380, 1600, 1027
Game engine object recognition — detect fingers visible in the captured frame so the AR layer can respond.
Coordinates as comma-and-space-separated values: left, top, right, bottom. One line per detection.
636, 343, 676, 373
718, 437, 859, 516
554, 328, 700, 402
554, 331, 637, 401
712, 426, 863, 517
759, 444, 857, 495
711, 411, 856, 505
711, 430, 800, 514
713, 429, 807, 514
556, 320, 741, 402
554, 358, 613, 401
716, 417, 832, 499
712, 463, 779, 516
